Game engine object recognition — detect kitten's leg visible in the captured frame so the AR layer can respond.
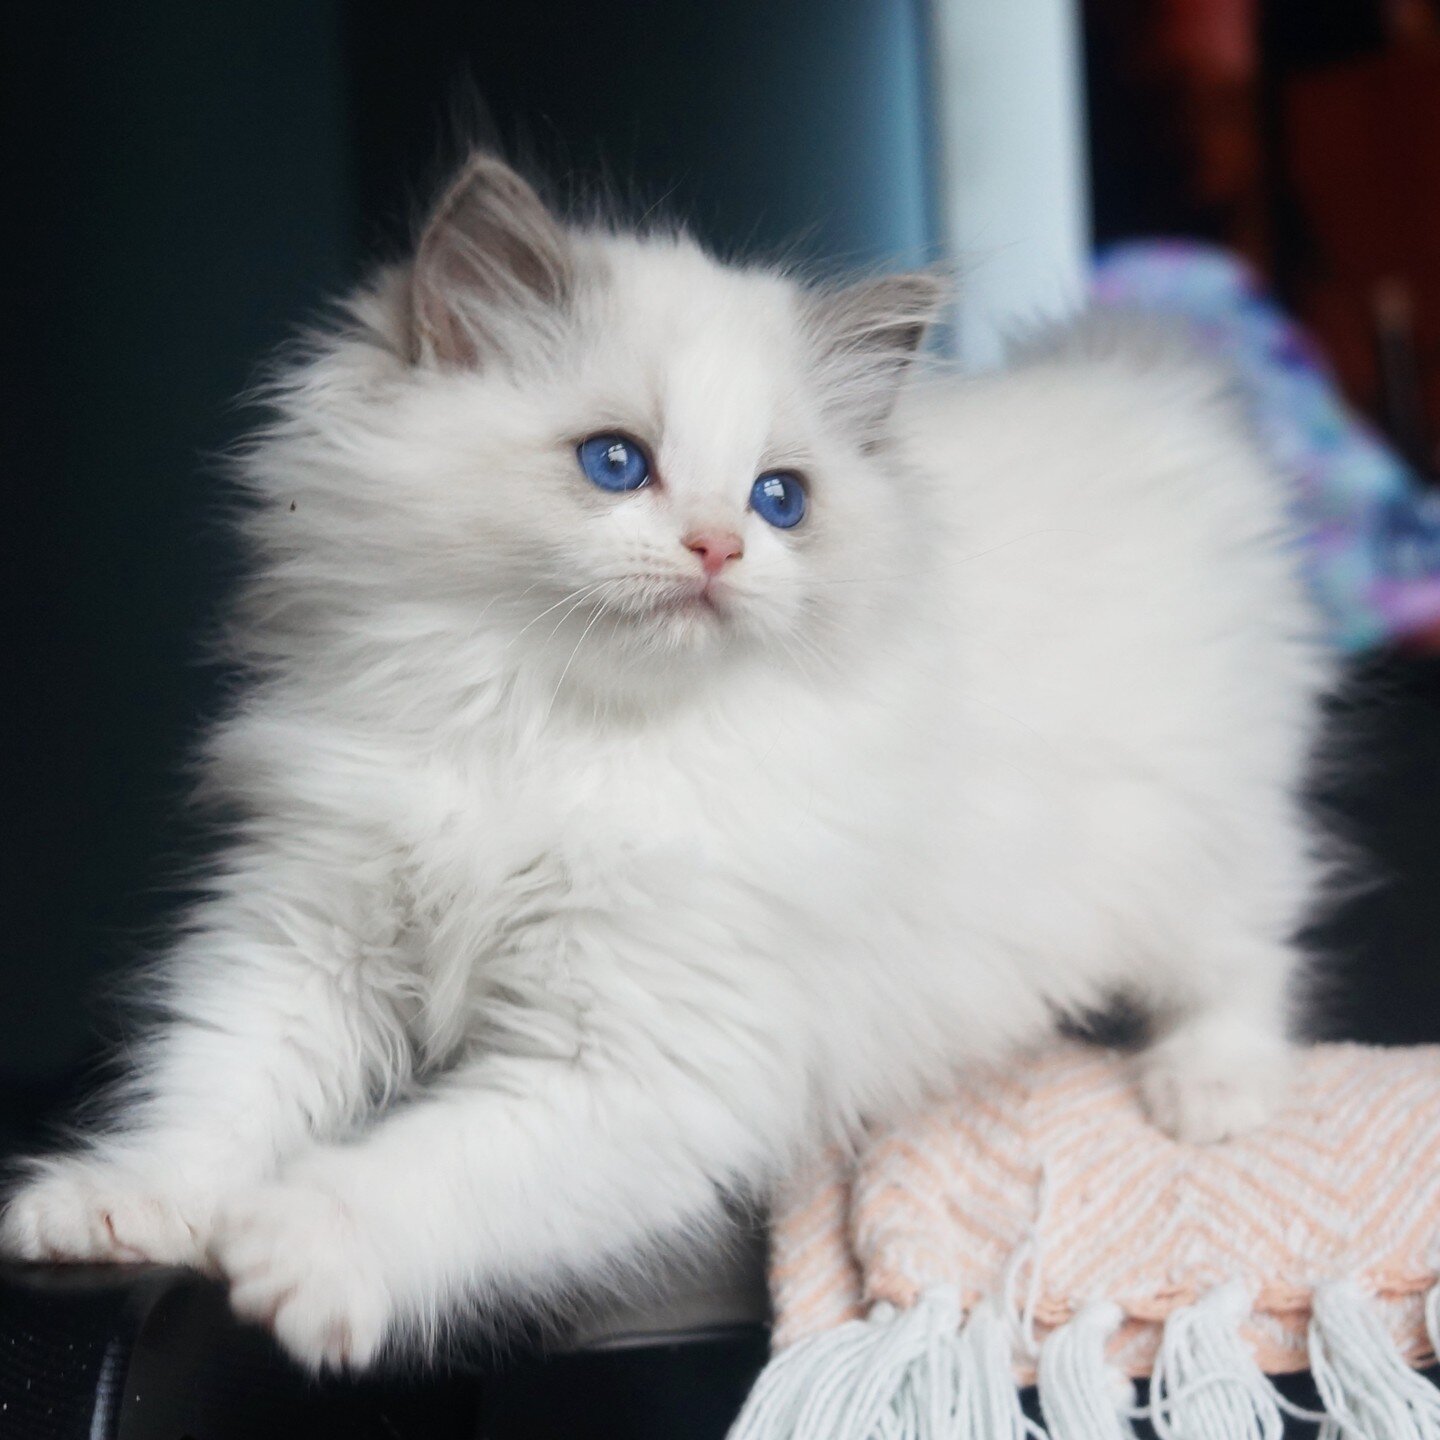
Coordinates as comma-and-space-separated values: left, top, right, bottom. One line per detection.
1137, 933, 1298, 1144
1, 845, 409, 1267
210, 1042, 780, 1371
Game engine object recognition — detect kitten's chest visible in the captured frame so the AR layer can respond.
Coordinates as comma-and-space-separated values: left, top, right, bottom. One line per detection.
404, 722, 815, 928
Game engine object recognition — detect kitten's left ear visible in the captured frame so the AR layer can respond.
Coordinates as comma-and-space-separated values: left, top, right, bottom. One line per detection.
409, 153, 573, 368
806, 271, 951, 432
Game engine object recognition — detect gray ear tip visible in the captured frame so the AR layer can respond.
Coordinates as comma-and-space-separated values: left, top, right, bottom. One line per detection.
835, 267, 954, 316
886, 269, 954, 316
808, 267, 954, 351
455, 150, 531, 191
408, 151, 570, 369
422, 152, 538, 232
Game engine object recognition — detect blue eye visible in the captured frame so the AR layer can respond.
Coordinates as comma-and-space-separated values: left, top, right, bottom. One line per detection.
577, 434, 650, 492
750, 471, 807, 529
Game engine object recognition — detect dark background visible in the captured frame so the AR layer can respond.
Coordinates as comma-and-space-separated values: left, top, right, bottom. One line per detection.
4, 0, 1440, 1162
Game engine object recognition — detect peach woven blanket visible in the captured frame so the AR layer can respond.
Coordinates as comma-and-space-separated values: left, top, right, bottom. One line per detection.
731, 1043, 1440, 1440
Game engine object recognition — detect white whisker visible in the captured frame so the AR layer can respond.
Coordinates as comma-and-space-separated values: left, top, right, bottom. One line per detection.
504, 582, 608, 652
540, 601, 611, 729
542, 585, 608, 646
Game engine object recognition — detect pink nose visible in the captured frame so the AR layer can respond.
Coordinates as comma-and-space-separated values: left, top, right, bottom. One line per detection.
685, 530, 744, 578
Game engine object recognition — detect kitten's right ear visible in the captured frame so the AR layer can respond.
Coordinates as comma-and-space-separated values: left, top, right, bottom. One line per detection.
805, 270, 951, 435
409, 154, 573, 368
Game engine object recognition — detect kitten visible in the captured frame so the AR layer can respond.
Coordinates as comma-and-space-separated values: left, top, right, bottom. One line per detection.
1, 154, 1332, 1370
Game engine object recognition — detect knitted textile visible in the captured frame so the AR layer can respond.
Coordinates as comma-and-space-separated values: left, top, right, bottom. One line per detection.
734, 1043, 1440, 1439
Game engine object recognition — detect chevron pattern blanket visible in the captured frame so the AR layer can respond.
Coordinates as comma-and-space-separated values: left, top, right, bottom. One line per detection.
730, 1043, 1440, 1440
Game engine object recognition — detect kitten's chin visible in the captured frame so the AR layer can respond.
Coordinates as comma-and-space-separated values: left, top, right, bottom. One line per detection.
633, 596, 730, 653
610, 581, 734, 648
535, 579, 797, 696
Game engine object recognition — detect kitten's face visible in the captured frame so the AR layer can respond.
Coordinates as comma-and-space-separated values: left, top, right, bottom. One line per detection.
398, 246, 902, 668
313, 158, 945, 698
534, 241, 838, 660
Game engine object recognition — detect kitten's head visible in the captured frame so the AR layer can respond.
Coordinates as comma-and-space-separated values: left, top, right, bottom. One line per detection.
256, 155, 947, 706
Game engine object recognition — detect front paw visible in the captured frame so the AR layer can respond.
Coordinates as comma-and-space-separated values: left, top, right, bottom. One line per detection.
211, 1180, 391, 1372
1, 1158, 214, 1267
1139, 1025, 1291, 1144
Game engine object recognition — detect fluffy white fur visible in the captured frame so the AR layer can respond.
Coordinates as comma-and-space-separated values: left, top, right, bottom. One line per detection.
1, 156, 1332, 1371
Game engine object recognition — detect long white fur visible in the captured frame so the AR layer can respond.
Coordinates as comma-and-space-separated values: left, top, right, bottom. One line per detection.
0, 157, 1332, 1371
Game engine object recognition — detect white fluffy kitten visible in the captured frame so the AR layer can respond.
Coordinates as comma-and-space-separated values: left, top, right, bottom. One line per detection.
2, 155, 1331, 1370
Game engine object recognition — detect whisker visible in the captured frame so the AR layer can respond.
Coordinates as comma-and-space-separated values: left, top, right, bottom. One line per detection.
542, 585, 608, 646
504, 581, 608, 651
773, 622, 830, 680
469, 577, 545, 634
541, 602, 611, 729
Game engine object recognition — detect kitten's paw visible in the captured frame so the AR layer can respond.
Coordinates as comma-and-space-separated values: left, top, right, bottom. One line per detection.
212, 1181, 390, 1372
1139, 1027, 1291, 1144
0, 1160, 213, 1266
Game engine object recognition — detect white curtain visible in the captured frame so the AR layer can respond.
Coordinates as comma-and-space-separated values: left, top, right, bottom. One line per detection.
926, 0, 1092, 369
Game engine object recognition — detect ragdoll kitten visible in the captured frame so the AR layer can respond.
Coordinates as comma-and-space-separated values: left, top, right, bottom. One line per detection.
1, 154, 1331, 1370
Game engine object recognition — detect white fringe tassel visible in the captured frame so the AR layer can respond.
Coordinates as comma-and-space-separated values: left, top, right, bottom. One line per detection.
1425, 1281, 1440, 1372
1309, 1280, 1440, 1440
727, 1287, 1034, 1440
1148, 1281, 1285, 1440
957, 1298, 1037, 1440
1037, 1300, 1137, 1440
730, 1277, 1440, 1440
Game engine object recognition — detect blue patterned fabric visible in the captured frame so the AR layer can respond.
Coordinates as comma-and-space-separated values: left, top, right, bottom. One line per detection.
1094, 241, 1440, 651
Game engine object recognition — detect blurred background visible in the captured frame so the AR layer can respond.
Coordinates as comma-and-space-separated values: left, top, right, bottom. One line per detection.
4, 0, 1440, 1162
